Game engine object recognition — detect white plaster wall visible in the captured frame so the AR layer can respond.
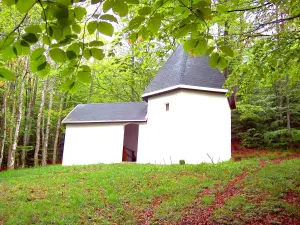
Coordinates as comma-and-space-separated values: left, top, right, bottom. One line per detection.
63, 123, 124, 165
137, 89, 231, 164
137, 91, 183, 164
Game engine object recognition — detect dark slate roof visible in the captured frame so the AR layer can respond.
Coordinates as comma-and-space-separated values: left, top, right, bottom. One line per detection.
62, 102, 148, 124
143, 45, 226, 98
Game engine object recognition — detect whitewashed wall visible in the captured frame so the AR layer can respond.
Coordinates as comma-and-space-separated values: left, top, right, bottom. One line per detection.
63, 89, 231, 165
63, 123, 124, 165
137, 89, 231, 164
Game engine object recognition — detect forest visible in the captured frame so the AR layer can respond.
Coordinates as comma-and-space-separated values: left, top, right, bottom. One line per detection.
0, 0, 299, 170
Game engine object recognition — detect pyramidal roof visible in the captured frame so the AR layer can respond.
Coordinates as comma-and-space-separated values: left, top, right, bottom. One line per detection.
142, 45, 227, 99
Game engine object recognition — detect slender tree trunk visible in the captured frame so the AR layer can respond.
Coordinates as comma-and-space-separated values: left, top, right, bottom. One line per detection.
0, 85, 8, 169
88, 70, 94, 103
21, 76, 38, 168
53, 95, 64, 164
34, 79, 48, 167
7, 59, 28, 170
7, 83, 17, 168
285, 75, 291, 148
42, 82, 54, 166
279, 80, 283, 122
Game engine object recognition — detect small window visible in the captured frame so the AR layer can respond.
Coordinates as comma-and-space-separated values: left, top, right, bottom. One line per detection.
165, 103, 169, 111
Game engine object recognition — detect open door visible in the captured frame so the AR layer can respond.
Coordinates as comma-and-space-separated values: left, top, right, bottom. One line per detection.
122, 124, 139, 162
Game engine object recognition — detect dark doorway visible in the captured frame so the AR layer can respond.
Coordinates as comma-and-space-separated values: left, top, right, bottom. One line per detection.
122, 124, 139, 162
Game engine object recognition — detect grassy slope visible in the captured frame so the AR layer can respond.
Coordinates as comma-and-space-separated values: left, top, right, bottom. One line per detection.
0, 158, 299, 225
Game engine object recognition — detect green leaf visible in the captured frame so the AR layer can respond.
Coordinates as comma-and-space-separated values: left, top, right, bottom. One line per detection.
0, 68, 16, 81
61, 79, 76, 92
209, 53, 219, 68
80, 65, 91, 72
42, 35, 51, 45
66, 51, 77, 60
138, 7, 151, 15
217, 56, 227, 70
113, 1, 128, 17
83, 49, 91, 60
49, 48, 67, 63
126, 0, 139, 3
103, 0, 113, 12
97, 22, 114, 36
91, 0, 102, 4
216, 4, 227, 13
100, 14, 118, 23
148, 15, 162, 34
174, 24, 190, 38
63, 26, 72, 38
193, 38, 207, 56
0, 36, 15, 50
89, 41, 104, 47
74, 7, 87, 20
61, 67, 73, 78
67, 43, 80, 55
72, 24, 81, 34
206, 46, 215, 56
183, 39, 197, 52
37, 62, 50, 78
78, 71, 91, 83
3, 0, 16, 6
2, 46, 17, 60
129, 16, 145, 29
16, 0, 35, 14
25, 25, 42, 34
139, 28, 149, 41
220, 46, 234, 57
30, 55, 46, 73
91, 48, 104, 60
30, 48, 45, 61
22, 33, 39, 44
14, 41, 30, 56
87, 21, 98, 34
128, 33, 138, 43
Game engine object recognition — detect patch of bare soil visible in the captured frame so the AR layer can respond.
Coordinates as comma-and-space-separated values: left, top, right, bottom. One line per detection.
246, 213, 300, 225
137, 196, 168, 225
178, 170, 247, 225
284, 190, 300, 210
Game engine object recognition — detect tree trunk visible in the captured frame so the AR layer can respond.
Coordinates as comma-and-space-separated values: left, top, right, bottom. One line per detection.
21, 76, 38, 168
42, 81, 54, 166
52, 95, 64, 164
7, 82, 17, 168
7, 59, 28, 170
279, 80, 283, 122
0, 85, 9, 169
88, 70, 94, 103
285, 75, 291, 148
34, 79, 48, 167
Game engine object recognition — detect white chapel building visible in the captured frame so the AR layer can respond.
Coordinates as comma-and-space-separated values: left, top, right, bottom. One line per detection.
62, 46, 232, 165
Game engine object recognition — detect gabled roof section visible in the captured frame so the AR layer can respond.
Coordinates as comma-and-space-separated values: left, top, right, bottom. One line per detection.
62, 102, 148, 124
143, 45, 227, 99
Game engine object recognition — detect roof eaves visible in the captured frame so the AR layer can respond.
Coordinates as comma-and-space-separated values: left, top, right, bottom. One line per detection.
142, 84, 227, 98
63, 119, 148, 124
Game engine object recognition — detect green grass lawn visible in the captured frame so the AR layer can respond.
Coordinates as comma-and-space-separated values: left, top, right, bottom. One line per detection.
0, 157, 299, 225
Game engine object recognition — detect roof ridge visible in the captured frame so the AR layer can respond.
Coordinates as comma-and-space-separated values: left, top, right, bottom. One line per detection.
78, 102, 146, 106
143, 46, 179, 92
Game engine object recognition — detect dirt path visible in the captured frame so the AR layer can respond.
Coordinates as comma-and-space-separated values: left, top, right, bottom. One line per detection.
178, 170, 247, 225
177, 155, 300, 225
